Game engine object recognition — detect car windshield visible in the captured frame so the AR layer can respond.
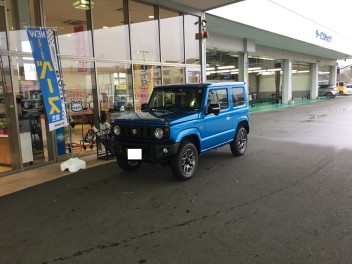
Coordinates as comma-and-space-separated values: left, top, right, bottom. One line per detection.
148, 87, 203, 111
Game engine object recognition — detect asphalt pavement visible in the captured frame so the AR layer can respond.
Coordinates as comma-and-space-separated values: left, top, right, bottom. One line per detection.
1, 96, 352, 264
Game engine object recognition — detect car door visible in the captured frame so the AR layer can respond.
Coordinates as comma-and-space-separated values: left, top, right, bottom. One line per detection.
230, 86, 247, 126
201, 88, 234, 151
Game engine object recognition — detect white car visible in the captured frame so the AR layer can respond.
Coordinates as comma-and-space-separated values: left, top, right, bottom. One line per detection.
346, 84, 352, 95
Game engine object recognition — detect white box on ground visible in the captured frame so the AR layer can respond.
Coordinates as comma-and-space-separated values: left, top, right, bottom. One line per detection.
128, 149, 142, 160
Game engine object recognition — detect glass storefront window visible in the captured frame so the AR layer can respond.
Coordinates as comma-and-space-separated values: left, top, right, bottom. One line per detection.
184, 14, 200, 65
12, 56, 47, 166
43, 0, 93, 57
186, 67, 201, 83
6, 0, 41, 52
162, 66, 185, 84
130, 1, 160, 62
133, 64, 161, 111
93, 0, 130, 60
0, 3, 7, 50
160, 8, 184, 63
96, 61, 133, 121
61, 59, 96, 155
0, 56, 14, 172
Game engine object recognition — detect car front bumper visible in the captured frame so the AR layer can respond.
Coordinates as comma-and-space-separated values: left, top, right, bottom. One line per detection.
115, 141, 180, 164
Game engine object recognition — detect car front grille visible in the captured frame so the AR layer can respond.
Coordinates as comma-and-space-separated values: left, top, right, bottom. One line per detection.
119, 125, 154, 139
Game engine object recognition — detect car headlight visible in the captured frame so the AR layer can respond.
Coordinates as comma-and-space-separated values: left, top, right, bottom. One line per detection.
113, 125, 121, 136
154, 128, 164, 139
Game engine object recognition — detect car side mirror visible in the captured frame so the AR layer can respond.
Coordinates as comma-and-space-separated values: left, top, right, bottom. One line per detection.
141, 103, 148, 111
207, 103, 220, 115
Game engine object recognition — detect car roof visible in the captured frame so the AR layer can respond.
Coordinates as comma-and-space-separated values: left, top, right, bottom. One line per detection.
153, 82, 245, 90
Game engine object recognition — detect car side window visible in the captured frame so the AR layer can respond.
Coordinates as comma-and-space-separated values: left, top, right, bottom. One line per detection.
207, 89, 228, 111
232, 87, 245, 107
207, 89, 229, 111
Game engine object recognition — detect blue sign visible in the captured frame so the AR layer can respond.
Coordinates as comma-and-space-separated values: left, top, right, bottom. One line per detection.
316, 29, 332, 43
26, 27, 68, 131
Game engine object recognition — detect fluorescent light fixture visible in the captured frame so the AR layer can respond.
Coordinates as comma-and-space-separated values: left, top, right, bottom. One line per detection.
216, 69, 231, 73
73, 0, 94, 10
149, 15, 154, 19
248, 55, 275, 61
103, 26, 108, 29
319, 71, 330, 74
267, 68, 281, 71
291, 70, 297, 73
206, 67, 215, 71
251, 69, 267, 73
261, 72, 274, 75
297, 70, 310, 73
217, 65, 235, 70
248, 67, 261, 70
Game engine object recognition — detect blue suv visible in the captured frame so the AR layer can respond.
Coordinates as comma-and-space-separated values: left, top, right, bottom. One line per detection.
111, 82, 250, 180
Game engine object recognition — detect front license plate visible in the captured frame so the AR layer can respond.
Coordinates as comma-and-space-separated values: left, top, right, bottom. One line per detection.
127, 149, 142, 160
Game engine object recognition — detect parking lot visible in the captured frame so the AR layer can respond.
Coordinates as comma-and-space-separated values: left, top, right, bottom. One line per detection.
1, 96, 352, 264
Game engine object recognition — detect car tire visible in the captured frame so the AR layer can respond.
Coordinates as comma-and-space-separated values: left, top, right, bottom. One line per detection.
326, 92, 333, 98
117, 157, 142, 171
230, 126, 248, 156
339, 91, 344, 96
171, 141, 198, 181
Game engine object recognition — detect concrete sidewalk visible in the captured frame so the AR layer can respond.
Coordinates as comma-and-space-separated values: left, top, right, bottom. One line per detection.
0, 154, 114, 197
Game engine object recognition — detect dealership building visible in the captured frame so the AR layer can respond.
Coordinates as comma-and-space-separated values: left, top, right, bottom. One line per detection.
0, 0, 351, 176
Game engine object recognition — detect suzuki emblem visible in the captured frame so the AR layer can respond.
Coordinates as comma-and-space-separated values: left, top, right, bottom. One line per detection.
132, 128, 137, 135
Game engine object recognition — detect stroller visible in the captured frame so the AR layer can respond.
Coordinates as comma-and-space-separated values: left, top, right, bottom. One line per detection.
93, 121, 115, 159
82, 127, 96, 150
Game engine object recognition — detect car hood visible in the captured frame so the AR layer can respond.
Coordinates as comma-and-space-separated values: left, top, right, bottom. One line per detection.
112, 111, 199, 126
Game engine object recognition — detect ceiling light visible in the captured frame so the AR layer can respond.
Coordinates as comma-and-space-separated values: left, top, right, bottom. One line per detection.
216, 69, 231, 73
217, 65, 235, 70
251, 69, 267, 73
261, 72, 273, 75
149, 15, 154, 19
73, 0, 94, 10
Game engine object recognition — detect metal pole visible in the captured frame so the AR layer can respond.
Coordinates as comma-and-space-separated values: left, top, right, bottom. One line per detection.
53, 28, 74, 158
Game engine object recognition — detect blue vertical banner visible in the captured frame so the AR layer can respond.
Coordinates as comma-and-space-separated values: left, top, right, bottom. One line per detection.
26, 27, 68, 131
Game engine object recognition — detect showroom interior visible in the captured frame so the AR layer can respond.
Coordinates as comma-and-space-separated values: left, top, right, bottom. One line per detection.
0, 0, 350, 176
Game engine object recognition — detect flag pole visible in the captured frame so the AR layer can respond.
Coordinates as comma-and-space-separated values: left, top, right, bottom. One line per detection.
52, 28, 74, 158
52, 28, 86, 172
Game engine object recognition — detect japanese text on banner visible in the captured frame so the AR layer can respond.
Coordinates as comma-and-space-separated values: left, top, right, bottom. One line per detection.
26, 27, 68, 131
